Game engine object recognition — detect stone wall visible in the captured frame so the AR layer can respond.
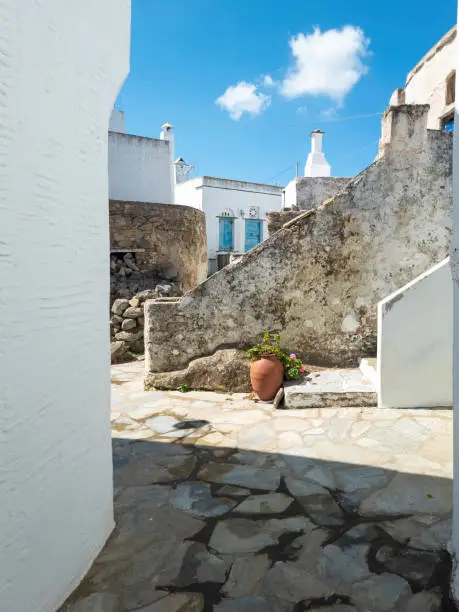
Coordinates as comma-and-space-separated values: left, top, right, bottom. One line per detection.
110, 285, 181, 362
267, 210, 305, 236
109, 200, 207, 293
145, 105, 452, 373
283, 177, 351, 211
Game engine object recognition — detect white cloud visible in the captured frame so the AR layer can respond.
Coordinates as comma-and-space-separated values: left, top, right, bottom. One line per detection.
263, 74, 275, 87
216, 82, 271, 120
280, 26, 370, 102
320, 106, 338, 118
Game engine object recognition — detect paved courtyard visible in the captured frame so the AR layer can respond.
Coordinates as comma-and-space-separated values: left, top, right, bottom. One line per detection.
63, 360, 455, 611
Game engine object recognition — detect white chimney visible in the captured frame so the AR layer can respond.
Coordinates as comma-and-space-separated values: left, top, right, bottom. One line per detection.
174, 157, 192, 184
160, 122, 175, 203
304, 129, 331, 177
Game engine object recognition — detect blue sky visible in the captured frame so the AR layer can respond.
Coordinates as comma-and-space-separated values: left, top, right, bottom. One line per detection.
117, 0, 457, 184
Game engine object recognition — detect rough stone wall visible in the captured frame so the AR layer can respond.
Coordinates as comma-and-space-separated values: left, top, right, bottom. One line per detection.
283, 177, 351, 211
109, 201, 207, 292
110, 284, 181, 362
267, 210, 305, 236
145, 105, 452, 372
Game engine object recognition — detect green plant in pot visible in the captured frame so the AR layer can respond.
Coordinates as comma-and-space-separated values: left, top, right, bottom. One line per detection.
247, 332, 305, 400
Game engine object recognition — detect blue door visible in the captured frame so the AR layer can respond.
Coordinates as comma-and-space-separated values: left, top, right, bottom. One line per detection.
219, 218, 234, 251
244, 220, 262, 252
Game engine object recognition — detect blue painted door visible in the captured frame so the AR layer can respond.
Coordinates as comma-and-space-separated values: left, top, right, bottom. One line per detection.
219, 218, 234, 251
244, 220, 262, 252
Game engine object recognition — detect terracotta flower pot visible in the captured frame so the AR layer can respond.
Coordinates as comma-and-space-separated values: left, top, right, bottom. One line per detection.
250, 354, 284, 401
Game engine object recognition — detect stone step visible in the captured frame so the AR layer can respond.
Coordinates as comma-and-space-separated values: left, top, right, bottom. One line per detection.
284, 368, 377, 409
359, 357, 378, 391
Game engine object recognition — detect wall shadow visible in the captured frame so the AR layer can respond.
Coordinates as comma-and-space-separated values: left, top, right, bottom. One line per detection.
62, 434, 456, 611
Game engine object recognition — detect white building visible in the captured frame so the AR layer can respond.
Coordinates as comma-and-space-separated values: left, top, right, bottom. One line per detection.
108, 116, 175, 204
388, 26, 456, 131
0, 1, 130, 611
108, 116, 283, 273
175, 176, 283, 273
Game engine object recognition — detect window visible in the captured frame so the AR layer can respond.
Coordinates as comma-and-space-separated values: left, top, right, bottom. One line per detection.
441, 111, 454, 133
218, 217, 234, 251
446, 70, 456, 105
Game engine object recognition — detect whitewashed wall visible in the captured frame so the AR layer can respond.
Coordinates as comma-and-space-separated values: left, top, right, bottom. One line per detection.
175, 177, 204, 211
108, 132, 173, 203
0, 2, 130, 612
176, 177, 282, 272
451, 5, 459, 603
404, 27, 456, 129
109, 109, 126, 133
377, 258, 452, 409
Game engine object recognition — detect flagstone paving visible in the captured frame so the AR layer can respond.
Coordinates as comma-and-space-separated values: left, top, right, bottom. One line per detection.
63, 359, 456, 611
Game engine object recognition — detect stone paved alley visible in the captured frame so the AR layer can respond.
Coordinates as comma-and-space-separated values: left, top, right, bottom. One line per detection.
63, 360, 455, 611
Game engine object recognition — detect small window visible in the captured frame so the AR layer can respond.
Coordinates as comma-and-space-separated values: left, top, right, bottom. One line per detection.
446, 70, 456, 105
441, 111, 454, 132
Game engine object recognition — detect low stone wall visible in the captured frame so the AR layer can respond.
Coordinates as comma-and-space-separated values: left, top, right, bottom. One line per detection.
110, 284, 181, 363
267, 210, 305, 236
145, 105, 452, 372
109, 200, 207, 293
283, 177, 351, 211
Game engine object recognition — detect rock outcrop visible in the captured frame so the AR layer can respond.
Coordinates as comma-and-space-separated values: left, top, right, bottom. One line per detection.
145, 349, 252, 392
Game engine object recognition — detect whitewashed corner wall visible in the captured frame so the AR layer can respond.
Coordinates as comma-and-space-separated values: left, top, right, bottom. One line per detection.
377, 258, 452, 409
108, 132, 173, 204
0, 2, 130, 612
451, 4, 459, 601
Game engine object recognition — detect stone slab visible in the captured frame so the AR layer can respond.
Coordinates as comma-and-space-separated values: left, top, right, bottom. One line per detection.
284, 369, 377, 409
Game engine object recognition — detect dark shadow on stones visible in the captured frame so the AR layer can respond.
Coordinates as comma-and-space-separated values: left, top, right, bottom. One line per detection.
174, 420, 210, 430
60, 438, 456, 612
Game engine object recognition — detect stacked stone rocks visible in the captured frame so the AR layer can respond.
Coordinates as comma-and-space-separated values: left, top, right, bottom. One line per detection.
110, 251, 181, 302
110, 284, 182, 364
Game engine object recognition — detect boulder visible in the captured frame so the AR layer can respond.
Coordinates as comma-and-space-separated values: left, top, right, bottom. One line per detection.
122, 318, 137, 331
136, 289, 158, 302
111, 298, 129, 315
145, 349, 252, 393
123, 306, 143, 319
156, 283, 172, 296
115, 331, 140, 342
129, 297, 140, 308
111, 341, 129, 364
110, 314, 123, 326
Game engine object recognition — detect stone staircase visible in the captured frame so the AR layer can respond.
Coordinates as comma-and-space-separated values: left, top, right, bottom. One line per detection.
283, 365, 377, 409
